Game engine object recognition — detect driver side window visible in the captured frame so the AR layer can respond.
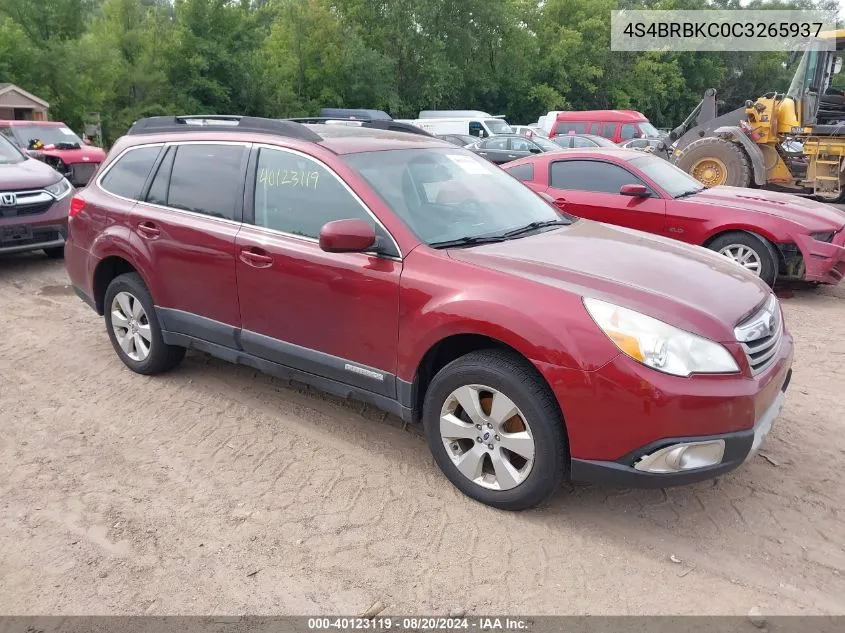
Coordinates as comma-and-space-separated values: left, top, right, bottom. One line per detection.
549, 160, 653, 195
482, 137, 509, 150
509, 137, 535, 151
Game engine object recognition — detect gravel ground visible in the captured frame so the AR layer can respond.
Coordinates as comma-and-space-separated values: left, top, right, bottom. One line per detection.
0, 254, 843, 616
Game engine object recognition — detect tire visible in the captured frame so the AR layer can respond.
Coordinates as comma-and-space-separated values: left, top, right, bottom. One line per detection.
103, 272, 185, 375
675, 137, 752, 188
422, 349, 567, 511
707, 231, 779, 287
813, 189, 845, 204
43, 246, 65, 259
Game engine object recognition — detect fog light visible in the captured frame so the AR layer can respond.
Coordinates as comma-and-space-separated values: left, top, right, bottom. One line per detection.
634, 440, 725, 473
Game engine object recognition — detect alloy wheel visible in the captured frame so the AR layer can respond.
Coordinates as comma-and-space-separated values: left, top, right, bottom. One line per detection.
111, 291, 152, 362
439, 384, 535, 491
718, 244, 762, 275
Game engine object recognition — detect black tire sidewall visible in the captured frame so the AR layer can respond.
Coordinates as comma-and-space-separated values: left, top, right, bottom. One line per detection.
422, 352, 566, 510
103, 273, 174, 374
677, 138, 751, 188
708, 232, 778, 286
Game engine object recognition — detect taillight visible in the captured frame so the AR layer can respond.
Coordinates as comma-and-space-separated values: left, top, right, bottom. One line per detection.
69, 195, 85, 218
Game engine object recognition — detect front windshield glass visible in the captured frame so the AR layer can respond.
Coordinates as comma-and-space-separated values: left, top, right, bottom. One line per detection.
638, 122, 660, 137
629, 154, 704, 198
11, 124, 83, 148
485, 119, 513, 134
0, 134, 25, 164
344, 148, 565, 246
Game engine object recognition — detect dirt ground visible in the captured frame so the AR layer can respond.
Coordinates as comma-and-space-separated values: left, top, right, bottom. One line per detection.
0, 254, 843, 616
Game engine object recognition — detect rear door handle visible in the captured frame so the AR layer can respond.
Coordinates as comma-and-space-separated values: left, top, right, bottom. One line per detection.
239, 247, 274, 268
137, 221, 160, 238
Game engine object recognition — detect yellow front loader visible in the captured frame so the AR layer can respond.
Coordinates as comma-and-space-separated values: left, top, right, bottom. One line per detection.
670, 30, 845, 202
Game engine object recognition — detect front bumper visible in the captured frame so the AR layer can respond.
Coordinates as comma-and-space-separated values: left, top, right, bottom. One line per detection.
570, 368, 791, 488
793, 231, 845, 284
0, 194, 70, 255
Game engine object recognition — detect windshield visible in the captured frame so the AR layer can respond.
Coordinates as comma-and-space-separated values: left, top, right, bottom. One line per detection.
629, 154, 704, 198
485, 119, 513, 134
11, 124, 83, 148
638, 122, 661, 137
532, 136, 562, 151
0, 134, 26, 164
344, 148, 565, 246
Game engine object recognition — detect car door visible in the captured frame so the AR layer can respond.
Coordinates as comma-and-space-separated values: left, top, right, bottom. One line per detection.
130, 141, 248, 347
235, 145, 402, 398
474, 137, 511, 163
545, 159, 666, 234
508, 136, 540, 161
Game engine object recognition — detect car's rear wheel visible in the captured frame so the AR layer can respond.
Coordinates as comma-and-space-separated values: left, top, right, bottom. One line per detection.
707, 231, 779, 287
43, 246, 65, 259
103, 272, 185, 374
422, 349, 566, 510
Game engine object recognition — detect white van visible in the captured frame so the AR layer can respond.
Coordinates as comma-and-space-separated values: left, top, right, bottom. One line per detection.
395, 116, 512, 138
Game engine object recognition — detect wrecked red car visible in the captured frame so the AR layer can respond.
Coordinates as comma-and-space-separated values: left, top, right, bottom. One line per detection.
505, 148, 845, 286
0, 120, 105, 187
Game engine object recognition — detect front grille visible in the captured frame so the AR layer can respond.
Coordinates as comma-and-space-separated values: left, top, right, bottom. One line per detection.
734, 295, 783, 375
0, 190, 54, 218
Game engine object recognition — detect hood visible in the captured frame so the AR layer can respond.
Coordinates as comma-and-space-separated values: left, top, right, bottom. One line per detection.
448, 220, 771, 342
31, 145, 106, 165
688, 186, 845, 230
0, 156, 63, 190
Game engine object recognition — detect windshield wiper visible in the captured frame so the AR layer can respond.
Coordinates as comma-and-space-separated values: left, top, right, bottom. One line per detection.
675, 188, 704, 199
500, 219, 570, 238
429, 235, 508, 249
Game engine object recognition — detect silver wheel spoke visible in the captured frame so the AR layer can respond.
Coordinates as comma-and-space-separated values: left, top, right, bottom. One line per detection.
111, 310, 129, 329
498, 431, 535, 460
134, 333, 149, 358
131, 297, 144, 318
454, 444, 486, 481
440, 413, 480, 440
490, 449, 521, 489
451, 385, 486, 425
117, 332, 134, 354
117, 293, 133, 319
488, 391, 518, 427
136, 323, 152, 342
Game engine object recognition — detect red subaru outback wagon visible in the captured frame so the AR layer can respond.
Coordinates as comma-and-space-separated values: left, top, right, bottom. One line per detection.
65, 116, 794, 510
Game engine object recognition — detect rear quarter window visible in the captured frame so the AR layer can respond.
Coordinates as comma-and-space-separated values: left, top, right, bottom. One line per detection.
99, 146, 162, 200
504, 163, 534, 182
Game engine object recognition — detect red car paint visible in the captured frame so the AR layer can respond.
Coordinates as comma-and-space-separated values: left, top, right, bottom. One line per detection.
66, 125, 793, 485
0, 120, 106, 186
505, 148, 845, 284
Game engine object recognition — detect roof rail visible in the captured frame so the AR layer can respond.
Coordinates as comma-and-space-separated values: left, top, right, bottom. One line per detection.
126, 115, 323, 142
284, 117, 434, 138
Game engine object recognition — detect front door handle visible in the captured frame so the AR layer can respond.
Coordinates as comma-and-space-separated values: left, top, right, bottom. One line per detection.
137, 221, 160, 238
239, 247, 274, 268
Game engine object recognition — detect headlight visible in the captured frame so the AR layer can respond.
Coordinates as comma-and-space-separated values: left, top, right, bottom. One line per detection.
45, 177, 72, 199
583, 298, 739, 377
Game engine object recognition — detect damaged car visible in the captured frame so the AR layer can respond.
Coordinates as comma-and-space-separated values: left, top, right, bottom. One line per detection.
0, 120, 106, 187
505, 148, 845, 286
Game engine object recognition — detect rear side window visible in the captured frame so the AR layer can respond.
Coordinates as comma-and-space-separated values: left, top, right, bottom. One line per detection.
100, 146, 161, 200
482, 137, 508, 150
620, 123, 639, 140
588, 123, 600, 134
572, 136, 598, 148
555, 122, 587, 134
505, 163, 534, 182
550, 160, 648, 194
167, 144, 247, 221
600, 122, 618, 139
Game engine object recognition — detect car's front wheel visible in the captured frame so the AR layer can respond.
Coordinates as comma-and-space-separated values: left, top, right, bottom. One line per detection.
422, 349, 567, 510
707, 231, 779, 287
103, 272, 185, 375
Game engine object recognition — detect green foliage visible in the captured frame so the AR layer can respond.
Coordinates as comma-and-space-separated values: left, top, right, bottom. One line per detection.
0, 0, 839, 142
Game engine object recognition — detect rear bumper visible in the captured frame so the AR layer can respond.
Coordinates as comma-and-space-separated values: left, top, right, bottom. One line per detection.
570, 368, 790, 487
793, 231, 845, 284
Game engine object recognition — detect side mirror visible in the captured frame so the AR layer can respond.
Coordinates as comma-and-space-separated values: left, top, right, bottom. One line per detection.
319, 218, 377, 253
83, 138, 93, 146
834, 57, 843, 75
620, 184, 650, 197
529, 147, 541, 154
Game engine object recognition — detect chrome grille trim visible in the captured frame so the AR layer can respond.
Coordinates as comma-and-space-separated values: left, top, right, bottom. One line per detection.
734, 295, 783, 376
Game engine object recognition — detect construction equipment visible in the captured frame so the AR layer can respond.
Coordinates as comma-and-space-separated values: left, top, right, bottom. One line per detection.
669, 30, 845, 202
